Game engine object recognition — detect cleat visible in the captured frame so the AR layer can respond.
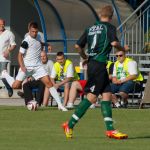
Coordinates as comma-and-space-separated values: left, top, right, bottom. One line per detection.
106, 130, 128, 139
62, 122, 73, 138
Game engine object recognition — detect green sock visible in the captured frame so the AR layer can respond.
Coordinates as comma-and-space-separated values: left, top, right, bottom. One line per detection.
100, 100, 114, 131
68, 98, 92, 129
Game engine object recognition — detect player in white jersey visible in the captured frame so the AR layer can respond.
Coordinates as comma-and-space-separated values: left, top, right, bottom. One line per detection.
2, 22, 67, 111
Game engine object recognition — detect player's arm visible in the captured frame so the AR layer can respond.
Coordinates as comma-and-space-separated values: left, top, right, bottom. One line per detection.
108, 26, 129, 51
75, 44, 88, 60
111, 41, 129, 52
75, 30, 88, 60
18, 52, 26, 72
18, 41, 28, 72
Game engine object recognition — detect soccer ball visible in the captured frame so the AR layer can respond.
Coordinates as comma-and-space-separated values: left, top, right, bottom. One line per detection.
27, 100, 38, 111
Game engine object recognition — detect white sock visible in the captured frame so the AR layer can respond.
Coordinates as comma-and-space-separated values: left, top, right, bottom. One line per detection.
49, 87, 62, 106
3, 71, 14, 87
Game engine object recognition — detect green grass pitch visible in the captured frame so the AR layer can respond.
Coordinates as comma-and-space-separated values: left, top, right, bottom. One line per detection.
0, 106, 150, 150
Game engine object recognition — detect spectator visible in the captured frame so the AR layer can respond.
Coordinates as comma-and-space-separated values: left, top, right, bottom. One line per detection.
51, 51, 79, 107
1, 21, 67, 111
0, 18, 16, 97
111, 49, 143, 108
41, 51, 53, 106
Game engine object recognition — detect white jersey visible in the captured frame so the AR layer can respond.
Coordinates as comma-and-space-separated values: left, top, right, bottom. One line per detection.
0, 30, 16, 62
19, 35, 42, 67
42, 60, 53, 75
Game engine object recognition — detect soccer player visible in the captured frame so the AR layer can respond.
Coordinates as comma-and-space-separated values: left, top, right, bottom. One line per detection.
2, 21, 67, 111
62, 5, 128, 139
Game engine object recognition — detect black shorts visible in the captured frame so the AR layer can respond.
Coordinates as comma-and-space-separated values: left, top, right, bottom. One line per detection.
84, 60, 111, 96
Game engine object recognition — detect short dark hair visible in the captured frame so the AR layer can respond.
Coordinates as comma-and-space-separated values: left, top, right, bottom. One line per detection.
56, 51, 64, 56
28, 21, 38, 29
115, 49, 126, 54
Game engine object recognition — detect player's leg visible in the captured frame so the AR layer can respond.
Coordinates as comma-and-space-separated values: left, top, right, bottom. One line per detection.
101, 92, 114, 131
99, 65, 128, 139
101, 91, 128, 139
1, 69, 24, 89
62, 61, 97, 138
33, 66, 67, 111
0, 62, 13, 97
62, 92, 96, 138
69, 92, 96, 127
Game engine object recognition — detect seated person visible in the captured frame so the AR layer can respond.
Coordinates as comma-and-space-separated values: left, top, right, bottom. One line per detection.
40, 51, 53, 106
50, 51, 79, 107
111, 49, 143, 108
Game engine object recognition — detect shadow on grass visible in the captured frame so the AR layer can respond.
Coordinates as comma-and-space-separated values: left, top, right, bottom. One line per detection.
77, 134, 150, 140
128, 135, 150, 139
